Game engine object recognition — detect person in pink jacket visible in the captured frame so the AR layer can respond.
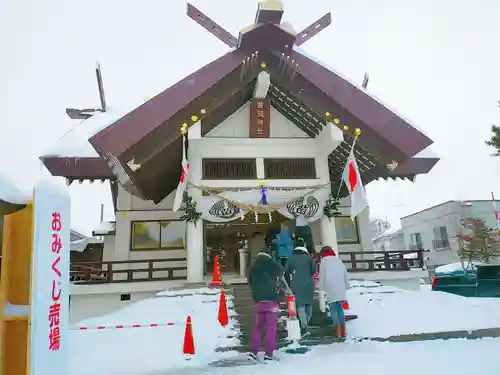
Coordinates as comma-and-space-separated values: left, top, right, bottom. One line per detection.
318, 246, 350, 339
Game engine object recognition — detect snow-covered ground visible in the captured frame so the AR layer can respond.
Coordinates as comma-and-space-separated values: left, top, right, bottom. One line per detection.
69, 284, 500, 375
70, 288, 239, 375
347, 283, 500, 337
174, 339, 500, 375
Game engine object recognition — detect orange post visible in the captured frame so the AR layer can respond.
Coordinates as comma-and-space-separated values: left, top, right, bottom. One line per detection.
0, 204, 33, 375
287, 295, 297, 318
217, 290, 229, 327
209, 255, 222, 288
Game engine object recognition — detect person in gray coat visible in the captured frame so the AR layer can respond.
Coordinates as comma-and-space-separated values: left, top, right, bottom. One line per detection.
286, 238, 315, 333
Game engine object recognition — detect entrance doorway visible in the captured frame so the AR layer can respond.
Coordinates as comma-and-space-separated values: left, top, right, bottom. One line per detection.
204, 212, 291, 274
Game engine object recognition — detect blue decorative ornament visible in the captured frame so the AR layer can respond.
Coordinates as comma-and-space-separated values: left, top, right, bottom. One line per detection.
259, 185, 268, 205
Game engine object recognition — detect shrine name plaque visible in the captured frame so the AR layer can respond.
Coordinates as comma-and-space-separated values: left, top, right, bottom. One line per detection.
249, 98, 270, 138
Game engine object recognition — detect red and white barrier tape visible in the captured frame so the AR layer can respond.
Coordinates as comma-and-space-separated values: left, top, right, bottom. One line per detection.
71, 322, 176, 331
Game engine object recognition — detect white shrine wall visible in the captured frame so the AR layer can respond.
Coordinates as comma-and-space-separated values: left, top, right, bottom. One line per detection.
110, 188, 186, 270
204, 102, 310, 139
106, 101, 373, 273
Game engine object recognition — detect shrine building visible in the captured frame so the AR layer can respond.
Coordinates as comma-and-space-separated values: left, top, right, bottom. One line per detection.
41, 1, 439, 284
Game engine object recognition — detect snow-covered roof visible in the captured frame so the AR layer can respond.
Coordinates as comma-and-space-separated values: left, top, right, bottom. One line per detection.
70, 237, 103, 252
434, 261, 486, 275
92, 221, 116, 236
294, 46, 430, 138
0, 172, 31, 205
373, 227, 403, 242
414, 146, 439, 159
43, 102, 145, 158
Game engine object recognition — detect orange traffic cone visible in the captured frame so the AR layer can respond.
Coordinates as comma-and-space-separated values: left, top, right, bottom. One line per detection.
209, 255, 222, 288
343, 301, 350, 310
218, 290, 229, 327
183, 316, 195, 357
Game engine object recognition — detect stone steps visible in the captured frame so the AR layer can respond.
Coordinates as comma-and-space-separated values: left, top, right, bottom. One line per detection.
229, 284, 336, 350
226, 284, 500, 352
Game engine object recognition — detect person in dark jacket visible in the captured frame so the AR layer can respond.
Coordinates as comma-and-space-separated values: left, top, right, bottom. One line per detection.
286, 238, 315, 333
248, 251, 285, 361
294, 215, 315, 255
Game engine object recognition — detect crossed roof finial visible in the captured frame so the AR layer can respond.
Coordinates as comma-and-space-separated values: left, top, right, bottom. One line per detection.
186, 2, 331, 50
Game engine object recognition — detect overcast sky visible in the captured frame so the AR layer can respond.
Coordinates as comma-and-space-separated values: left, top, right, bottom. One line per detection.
1, 0, 499, 235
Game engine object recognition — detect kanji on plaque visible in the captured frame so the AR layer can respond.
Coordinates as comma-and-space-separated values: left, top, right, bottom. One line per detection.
249, 98, 270, 138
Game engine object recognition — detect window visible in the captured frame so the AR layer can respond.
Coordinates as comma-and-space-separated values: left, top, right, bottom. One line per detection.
433, 226, 450, 249
410, 232, 423, 249
202, 159, 257, 179
130, 221, 185, 250
334, 216, 360, 244
264, 158, 316, 179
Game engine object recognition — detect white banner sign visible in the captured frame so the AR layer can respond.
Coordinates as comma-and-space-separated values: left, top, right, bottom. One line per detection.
197, 187, 329, 223
277, 187, 329, 222
198, 194, 247, 222
30, 177, 70, 375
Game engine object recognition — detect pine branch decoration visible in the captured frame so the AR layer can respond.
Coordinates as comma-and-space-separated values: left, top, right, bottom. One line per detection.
180, 192, 202, 224
323, 193, 341, 220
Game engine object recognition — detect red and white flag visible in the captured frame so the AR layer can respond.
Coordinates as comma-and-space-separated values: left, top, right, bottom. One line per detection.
172, 136, 189, 212
342, 149, 368, 220
491, 192, 500, 230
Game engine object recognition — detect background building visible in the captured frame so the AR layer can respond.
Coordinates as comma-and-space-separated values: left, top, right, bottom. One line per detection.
400, 200, 500, 268
373, 228, 405, 252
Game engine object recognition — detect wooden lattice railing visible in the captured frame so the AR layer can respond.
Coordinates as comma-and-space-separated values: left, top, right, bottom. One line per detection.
70, 257, 187, 285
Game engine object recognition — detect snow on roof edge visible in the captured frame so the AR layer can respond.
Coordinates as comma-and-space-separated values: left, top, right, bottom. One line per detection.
43, 102, 145, 159
373, 227, 403, 241
414, 146, 439, 159
0, 172, 31, 205
93, 221, 116, 235
0, 172, 69, 205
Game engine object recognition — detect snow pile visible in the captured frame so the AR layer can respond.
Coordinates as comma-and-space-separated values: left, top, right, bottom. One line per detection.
0, 171, 30, 204
349, 284, 403, 295
349, 279, 381, 288
347, 287, 500, 338
69, 288, 240, 375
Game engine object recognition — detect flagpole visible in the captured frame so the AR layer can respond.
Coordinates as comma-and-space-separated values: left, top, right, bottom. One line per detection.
172, 123, 189, 213
491, 192, 500, 231
183, 125, 189, 198
335, 135, 359, 199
